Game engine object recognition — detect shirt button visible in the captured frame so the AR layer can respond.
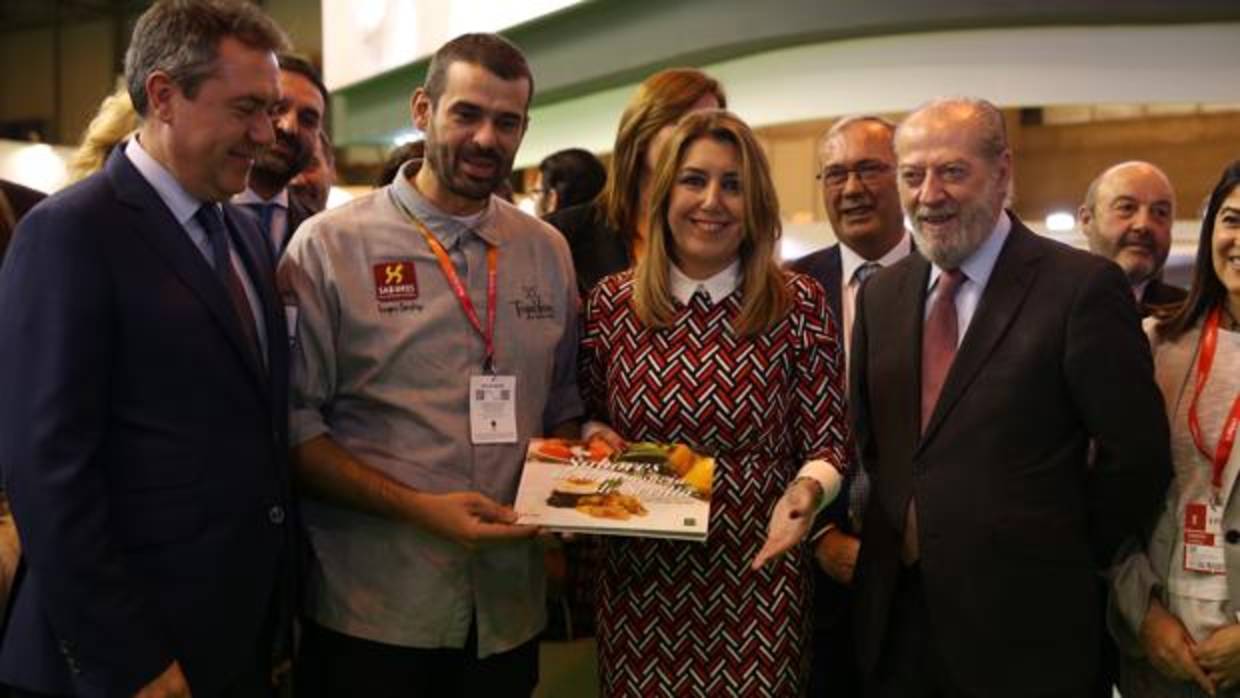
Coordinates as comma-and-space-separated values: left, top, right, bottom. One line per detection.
1227, 529, 1240, 545
268, 505, 286, 525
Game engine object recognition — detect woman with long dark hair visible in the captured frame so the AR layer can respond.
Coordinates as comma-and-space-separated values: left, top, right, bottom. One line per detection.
1112, 160, 1240, 697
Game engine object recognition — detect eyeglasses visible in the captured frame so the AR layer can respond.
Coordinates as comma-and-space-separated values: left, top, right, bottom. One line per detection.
816, 161, 893, 188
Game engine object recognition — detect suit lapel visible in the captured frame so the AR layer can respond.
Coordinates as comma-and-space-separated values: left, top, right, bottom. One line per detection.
898, 254, 932, 449
222, 205, 278, 383
105, 149, 268, 393
919, 221, 1040, 445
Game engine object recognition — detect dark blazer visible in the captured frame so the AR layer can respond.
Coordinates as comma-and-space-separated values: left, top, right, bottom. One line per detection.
0, 179, 46, 266
545, 202, 631, 296
0, 148, 294, 696
1139, 277, 1187, 317
850, 216, 1170, 697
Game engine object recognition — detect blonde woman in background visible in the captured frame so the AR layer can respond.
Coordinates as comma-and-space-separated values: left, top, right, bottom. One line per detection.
67, 82, 139, 183
546, 67, 725, 295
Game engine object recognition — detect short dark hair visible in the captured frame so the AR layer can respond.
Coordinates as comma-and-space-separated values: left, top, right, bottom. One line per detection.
539, 148, 606, 213
278, 53, 329, 109
125, 0, 289, 116
423, 33, 533, 108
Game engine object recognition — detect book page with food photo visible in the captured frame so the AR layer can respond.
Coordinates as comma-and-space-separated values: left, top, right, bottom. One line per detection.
514, 437, 714, 541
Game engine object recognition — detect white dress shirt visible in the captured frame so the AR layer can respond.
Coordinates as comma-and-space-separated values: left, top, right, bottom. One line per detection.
838, 232, 913, 370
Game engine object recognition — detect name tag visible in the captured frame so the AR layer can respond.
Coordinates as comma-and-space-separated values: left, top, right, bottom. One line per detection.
1184, 501, 1226, 574
470, 375, 517, 444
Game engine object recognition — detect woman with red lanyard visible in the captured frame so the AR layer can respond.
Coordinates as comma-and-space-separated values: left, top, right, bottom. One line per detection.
1112, 160, 1240, 697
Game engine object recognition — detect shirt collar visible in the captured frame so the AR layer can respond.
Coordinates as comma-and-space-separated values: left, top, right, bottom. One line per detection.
927, 210, 1012, 292
124, 137, 204, 228
840, 230, 913, 285
388, 164, 502, 248
669, 260, 742, 305
233, 187, 289, 209
1132, 279, 1149, 304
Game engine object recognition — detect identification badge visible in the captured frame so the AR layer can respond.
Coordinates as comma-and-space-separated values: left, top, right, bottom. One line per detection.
1184, 501, 1226, 574
470, 375, 517, 444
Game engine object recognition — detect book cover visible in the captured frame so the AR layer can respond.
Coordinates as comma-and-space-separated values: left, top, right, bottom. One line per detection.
514, 438, 714, 541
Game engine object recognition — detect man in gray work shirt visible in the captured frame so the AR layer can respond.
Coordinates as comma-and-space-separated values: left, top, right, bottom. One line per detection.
280, 34, 581, 697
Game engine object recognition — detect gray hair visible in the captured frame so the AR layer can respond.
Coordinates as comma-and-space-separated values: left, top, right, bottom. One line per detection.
817, 114, 897, 165
899, 96, 1008, 162
124, 0, 289, 117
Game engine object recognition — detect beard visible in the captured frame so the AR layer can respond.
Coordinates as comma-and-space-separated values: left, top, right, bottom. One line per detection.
252, 129, 312, 191
909, 187, 1003, 270
424, 121, 512, 202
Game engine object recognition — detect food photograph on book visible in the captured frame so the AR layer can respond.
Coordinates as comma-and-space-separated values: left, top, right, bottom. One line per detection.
514, 437, 715, 541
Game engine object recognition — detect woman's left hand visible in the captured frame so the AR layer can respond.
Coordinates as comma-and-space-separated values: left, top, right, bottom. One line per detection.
750, 478, 821, 570
1195, 624, 1240, 690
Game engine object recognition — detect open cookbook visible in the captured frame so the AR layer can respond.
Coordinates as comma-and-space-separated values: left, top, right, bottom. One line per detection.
514, 438, 714, 541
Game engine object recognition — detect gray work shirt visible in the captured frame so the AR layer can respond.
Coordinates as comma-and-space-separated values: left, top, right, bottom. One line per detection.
280, 170, 583, 657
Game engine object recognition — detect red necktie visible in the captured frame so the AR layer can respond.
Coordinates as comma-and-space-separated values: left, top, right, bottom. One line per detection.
903, 268, 965, 564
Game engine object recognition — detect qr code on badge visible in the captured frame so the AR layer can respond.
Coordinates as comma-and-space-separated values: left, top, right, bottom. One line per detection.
500, 390, 511, 400
475, 390, 485, 400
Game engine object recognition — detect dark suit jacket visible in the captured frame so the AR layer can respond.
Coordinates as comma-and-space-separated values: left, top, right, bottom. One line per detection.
1139, 277, 1187, 317
0, 148, 294, 696
545, 202, 631, 296
0, 179, 46, 266
850, 216, 1170, 697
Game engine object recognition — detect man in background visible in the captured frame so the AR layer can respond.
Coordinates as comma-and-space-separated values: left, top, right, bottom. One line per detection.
1080, 160, 1185, 315
787, 115, 911, 698
235, 53, 326, 257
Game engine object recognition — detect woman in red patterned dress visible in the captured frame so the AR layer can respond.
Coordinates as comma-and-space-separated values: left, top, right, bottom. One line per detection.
580, 110, 849, 697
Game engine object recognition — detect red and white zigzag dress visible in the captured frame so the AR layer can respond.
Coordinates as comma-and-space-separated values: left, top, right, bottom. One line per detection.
581, 270, 848, 697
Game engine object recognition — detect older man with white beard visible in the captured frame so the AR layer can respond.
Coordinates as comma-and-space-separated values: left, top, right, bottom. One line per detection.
834, 97, 1170, 698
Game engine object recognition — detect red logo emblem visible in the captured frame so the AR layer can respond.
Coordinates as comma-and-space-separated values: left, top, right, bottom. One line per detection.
373, 261, 418, 301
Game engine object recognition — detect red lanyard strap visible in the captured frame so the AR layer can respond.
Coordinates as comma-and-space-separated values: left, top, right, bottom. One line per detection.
1188, 306, 1240, 494
393, 196, 498, 372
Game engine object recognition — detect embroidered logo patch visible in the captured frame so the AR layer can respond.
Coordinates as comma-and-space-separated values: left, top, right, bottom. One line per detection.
373, 261, 418, 302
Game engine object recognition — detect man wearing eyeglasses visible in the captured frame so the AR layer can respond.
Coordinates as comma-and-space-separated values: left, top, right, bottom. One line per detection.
787, 115, 912, 698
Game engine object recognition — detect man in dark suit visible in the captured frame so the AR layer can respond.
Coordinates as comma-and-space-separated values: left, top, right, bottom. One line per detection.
0, 2, 293, 696
849, 98, 1171, 698
234, 53, 326, 258
1079, 160, 1186, 316
787, 115, 911, 698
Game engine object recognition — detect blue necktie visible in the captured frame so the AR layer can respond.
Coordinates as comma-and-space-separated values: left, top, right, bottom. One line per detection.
245, 202, 279, 254
194, 204, 262, 363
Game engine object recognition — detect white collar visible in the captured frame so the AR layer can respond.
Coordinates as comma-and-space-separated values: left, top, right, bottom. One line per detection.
124, 137, 203, 228
839, 230, 913, 285
670, 260, 742, 305
1132, 279, 1150, 304
233, 187, 289, 209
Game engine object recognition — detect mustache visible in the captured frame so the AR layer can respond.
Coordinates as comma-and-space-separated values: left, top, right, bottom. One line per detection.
914, 204, 959, 218
459, 143, 503, 167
